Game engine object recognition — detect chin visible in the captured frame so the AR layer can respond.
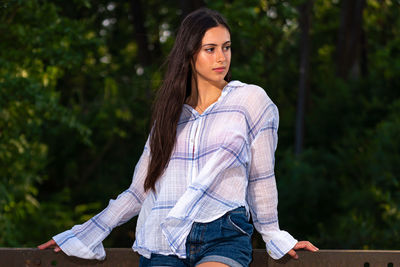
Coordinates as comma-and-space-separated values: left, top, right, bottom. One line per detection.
209, 79, 227, 85
197, 73, 228, 86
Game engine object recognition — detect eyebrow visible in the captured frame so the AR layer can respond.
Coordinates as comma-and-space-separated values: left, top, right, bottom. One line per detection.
202, 41, 231, 47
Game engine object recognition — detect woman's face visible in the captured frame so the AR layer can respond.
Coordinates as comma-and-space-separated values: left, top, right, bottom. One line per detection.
193, 25, 231, 87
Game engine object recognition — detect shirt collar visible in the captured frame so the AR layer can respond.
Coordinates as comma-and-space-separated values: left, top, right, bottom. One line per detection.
182, 80, 245, 117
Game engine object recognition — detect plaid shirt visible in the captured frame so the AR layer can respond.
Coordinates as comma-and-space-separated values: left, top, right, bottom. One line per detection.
53, 80, 297, 260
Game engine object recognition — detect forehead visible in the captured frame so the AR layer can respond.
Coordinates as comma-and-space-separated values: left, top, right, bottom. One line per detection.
201, 25, 231, 45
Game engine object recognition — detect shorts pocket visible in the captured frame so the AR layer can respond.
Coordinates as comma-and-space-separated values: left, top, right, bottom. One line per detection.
226, 212, 252, 237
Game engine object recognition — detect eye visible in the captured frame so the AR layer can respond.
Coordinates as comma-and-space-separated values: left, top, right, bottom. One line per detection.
205, 47, 214, 52
224, 45, 231, 51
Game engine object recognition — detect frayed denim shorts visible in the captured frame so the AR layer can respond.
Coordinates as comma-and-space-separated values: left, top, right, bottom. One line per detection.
139, 206, 253, 267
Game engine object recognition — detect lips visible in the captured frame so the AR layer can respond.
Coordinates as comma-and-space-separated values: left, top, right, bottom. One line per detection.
213, 67, 226, 72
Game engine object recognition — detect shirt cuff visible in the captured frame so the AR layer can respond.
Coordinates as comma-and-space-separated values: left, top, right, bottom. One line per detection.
265, 230, 298, 260
53, 230, 106, 260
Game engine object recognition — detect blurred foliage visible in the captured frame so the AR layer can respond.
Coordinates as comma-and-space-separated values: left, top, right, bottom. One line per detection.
1, 0, 400, 250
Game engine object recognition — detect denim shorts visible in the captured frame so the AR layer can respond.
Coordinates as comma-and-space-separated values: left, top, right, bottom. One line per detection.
139, 206, 253, 267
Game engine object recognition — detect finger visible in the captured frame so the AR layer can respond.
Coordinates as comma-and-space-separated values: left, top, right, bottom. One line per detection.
294, 241, 319, 251
287, 249, 298, 260
303, 244, 318, 252
293, 242, 306, 250
308, 243, 319, 251
302, 241, 318, 251
54, 246, 61, 253
37, 239, 56, 250
294, 241, 309, 249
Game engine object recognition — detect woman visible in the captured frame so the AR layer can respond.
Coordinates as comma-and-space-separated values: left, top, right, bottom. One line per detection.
39, 8, 318, 267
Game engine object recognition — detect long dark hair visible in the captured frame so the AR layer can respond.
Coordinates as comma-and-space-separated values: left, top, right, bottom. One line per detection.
144, 8, 231, 192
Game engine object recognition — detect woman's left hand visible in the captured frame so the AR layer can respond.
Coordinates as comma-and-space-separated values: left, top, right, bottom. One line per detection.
287, 241, 319, 259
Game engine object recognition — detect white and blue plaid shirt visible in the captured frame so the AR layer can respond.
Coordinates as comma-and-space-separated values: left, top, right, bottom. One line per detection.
53, 80, 297, 261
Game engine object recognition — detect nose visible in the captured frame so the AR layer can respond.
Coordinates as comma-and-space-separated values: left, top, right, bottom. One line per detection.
216, 48, 226, 63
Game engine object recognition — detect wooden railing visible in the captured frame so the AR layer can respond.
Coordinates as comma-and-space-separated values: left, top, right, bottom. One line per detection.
1, 248, 400, 266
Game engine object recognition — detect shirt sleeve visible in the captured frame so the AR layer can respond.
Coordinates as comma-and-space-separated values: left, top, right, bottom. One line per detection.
246, 103, 298, 260
52, 143, 150, 260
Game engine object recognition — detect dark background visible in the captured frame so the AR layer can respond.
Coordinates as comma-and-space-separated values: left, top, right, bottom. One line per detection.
1, 0, 400, 250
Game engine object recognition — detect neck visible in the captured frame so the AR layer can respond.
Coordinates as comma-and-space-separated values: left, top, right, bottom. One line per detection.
186, 77, 228, 110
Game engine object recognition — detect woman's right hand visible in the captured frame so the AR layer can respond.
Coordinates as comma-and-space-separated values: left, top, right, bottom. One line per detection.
37, 239, 61, 252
